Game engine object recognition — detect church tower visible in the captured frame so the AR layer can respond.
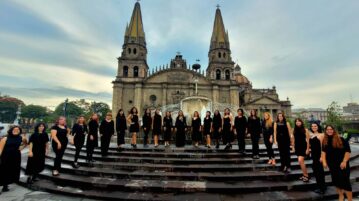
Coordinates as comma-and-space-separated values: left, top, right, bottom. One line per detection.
116, 2, 148, 80
206, 6, 235, 81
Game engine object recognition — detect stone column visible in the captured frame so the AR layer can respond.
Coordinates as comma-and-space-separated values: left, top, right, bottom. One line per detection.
230, 86, 239, 107
162, 83, 167, 108
134, 83, 143, 115
212, 85, 219, 103
112, 83, 123, 118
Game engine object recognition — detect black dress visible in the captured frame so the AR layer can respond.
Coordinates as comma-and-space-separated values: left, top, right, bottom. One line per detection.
222, 116, 232, 145
248, 117, 261, 156
262, 121, 274, 159
0, 135, 22, 186
191, 117, 202, 142
129, 114, 140, 133
116, 115, 127, 145
203, 117, 212, 136
175, 116, 187, 147
323, 136, 351, 191
71, 123, 88, 163
51, 125, 68, 171
100, 120, 114, 156
163, 117, 173, 141
310, 134, 326, 192
25, 132, 49, 175
276, 122, 291, 170
212, 115, 222, 140
153, 114, 162, 136
235, 116, 247, 153
86, 120, 99, 161
142, 114, 152, 145
294, 128, 307, 157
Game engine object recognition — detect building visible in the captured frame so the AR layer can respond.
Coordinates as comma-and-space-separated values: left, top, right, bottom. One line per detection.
343, 102, 359, 115
292, 108, 328, 123
112, 2, 292, 120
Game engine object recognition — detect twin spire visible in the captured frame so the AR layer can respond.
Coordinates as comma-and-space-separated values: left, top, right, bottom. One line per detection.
210, 7, 230, 50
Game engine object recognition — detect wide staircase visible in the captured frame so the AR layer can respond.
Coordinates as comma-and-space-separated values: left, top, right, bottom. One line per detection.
18, 143, 359, 201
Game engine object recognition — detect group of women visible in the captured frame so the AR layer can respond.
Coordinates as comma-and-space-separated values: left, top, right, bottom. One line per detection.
0, 107, 354, 201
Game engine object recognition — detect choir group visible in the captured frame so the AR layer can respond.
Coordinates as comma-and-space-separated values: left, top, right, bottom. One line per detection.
0, 107, 353, 200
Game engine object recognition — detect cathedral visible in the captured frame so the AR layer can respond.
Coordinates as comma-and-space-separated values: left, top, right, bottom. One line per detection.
112, 2, 292, 119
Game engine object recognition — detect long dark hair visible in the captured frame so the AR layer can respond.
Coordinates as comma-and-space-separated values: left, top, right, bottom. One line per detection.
276, 112, 286, 123
34, 122, 47, 134
213, 110, 221, 120
250, 109, 257, 119
130, 107, 138, 115
117, 109, 125, 118
310, 122, 323, 133
323, 125, 343, 149
7, 125, 22, 137
293, 118, 305, 136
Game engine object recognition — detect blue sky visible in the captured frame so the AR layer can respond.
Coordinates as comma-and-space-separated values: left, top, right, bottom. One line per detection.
0, 0, 358, 109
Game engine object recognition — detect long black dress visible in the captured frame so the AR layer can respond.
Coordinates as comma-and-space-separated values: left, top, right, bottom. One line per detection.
142, 114, 152, 145
0, 135, 22, 186
175, 116, 187, 147
86, 120, 98, 161
212, 115, 222, 140
72, 123, 88, 163
310, 134, 326, 192
203, 117, 212, 136
116, 115, 127, 146
153, 114, 162, 136
163, 117, 173, 141
323, 136, 352, 191
25, 132, 49, 175
248, 117, 261, 156
129, 114, 140, 133
100, 120, 114, 156
276, 122, 291, 170
51, 125, 68, 171
235, 116, 247, 153
222, 116, 232, 145
294, 128, 308, 157
191, 117, 202, 142
262, 121, 274, 160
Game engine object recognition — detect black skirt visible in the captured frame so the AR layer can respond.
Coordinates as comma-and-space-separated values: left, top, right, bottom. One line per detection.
129, 123, 139, 133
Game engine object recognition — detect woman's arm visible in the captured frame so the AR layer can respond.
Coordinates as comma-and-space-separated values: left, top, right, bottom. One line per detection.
273, 123, 277, 144
322, 151, 327, 168
305, 129, 310, 155
0, 137, 7, 156
340, 152, 351, 169
28, 142, 33, 157
51, 129, 61, 150
19, 134, 28, 151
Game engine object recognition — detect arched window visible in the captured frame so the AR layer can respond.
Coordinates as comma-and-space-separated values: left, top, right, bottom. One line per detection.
123, 66, 128, 77
225, 70, 230, 80
216, 69, 221, 80
127, 48, 131, 54
218, 52, 221, 58
134, 66, 139, 77
133, 48, 137, 54
223, 52, 226, 58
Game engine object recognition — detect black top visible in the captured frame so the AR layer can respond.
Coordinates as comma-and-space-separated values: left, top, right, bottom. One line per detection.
163, 117, 173, 128
175, 116, 187, 129
309, 134, 322, 160
203, 117, 212, 134
323, 136, 351, 168
29, 132, 49, 155
247, 117, 261, 135
88, 120, 99, 136
51, 125, 68, 143
234, 116, 247, 134
71, 123, 88, 136
99, 120, 115, 136
116, 115, 127, 132
142, 114, 152, 129
262, 121, 274, 136
192, 117, 201, 132
294, 128, 307, 150
153, 114, 162, 130
212, 115, 222, 129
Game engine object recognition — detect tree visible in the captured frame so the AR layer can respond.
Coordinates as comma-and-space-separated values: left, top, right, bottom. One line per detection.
0, 95, 24, 123
325, 101, 343, 132
89, 102, 111, 121
21, 104, 49, 120
54, 102, 84, 126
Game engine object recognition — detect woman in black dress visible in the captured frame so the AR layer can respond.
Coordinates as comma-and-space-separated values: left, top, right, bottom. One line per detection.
152, 109, 162, 147
274, 112, 292, 173
203, 111, 213, 148
322, 125, 352, 201
262, 112, 275, 165
100, 112, 114, 156
293, 118, 310, 182
163, 111, 173, 147
222, 108, 233, 150
234, 109, 247, 154
191, 111, 202, 148
247, 109, 261, 159
116, 109, 127, 150
0, 126, 27, 192
25, 123, 49, 184
212, 110, 222, 149
309, 122, 326, 194
71, 115, 88, 168
175, 110, 187, 147
142, 108, 152, 148
127, 107, 139, 148
51, 116, 69, 176
87, 113, 99, 166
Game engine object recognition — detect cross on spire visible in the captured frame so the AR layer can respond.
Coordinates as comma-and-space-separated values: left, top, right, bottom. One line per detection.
216, 4, 220, 9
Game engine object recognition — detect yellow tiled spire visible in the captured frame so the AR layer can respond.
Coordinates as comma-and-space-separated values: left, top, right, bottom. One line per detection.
211, 7, 228, 44
126, 2, 145, 38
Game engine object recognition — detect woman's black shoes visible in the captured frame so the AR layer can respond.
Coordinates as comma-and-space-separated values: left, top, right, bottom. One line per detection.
2, 185, 9, 192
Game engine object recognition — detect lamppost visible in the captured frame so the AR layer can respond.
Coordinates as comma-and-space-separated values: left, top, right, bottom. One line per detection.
192, 60, 201, 96
14, 104, 21, 125
63, 98, 69, 117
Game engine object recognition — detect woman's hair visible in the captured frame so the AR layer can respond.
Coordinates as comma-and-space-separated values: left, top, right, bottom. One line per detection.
165, 111, 171, 117
117, 109, 125, 117
293, 118, 305, 136
34, 122, 47, 134
263, 112, 273, 128
276, 112, 286, 123
106, 112, 112, 118
250, 109, 257, 118
178, 110, 184, 117
76, 115, 87, 125
155, 109, 161, 115
193, 111, 199, 118
89, 113, 99, 123
224, 108, 230, 115
55, 116, 66, 126
7, 125, 22, 137
323, 125, 343, 149
130, 107, 138, 115
310, 122, 323, 133
144, 108, 151, 116
214, 110, 221, 119
206, 111, 211, 117
237, 108, 244, 115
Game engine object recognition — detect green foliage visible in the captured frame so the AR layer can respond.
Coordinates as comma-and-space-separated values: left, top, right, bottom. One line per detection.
0, 95, 24, 123
325, 101, 343, 131
21, 104, 48, 119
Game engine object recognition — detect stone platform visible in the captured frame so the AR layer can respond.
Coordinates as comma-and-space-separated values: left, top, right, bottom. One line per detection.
18, 143, 359, 201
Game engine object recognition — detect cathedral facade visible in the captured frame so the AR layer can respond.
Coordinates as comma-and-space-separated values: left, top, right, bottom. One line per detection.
112, 2, 292, 118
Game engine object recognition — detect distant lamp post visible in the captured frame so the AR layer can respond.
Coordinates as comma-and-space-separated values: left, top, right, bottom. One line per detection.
14, 104, 22, 125
63, 98, 69, 117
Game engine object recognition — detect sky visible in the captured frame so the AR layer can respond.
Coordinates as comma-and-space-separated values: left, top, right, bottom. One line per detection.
0, 0, 358, 110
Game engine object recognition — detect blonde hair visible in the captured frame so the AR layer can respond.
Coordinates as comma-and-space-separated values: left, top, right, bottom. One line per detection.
263, 112, 273, 128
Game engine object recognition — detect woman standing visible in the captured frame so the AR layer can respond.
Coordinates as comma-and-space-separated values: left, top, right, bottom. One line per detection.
234, 109, 247, 154
175, 110, 187, 147
51, 116, 69, 176
293, 118, 310, 182
212, 110, 222, 149
222, 108, 233, 150
127, 107, 139, 148
87, 113, 99, 166
309, 122, 326, 194
274, 112, 292, 173
100, 112, 114, 156
152, 109, 162, 147
322, 125, 352, 201
163, 111, 173, 147
262, 112, 275, 165
247, 109, 261, 159
203, 111, 213, 148
142, 108, 152, 148
71, 115, 88, 168
116, 109, 127, 150
25, 123, 49, 184
0, 126, 27, 192
191, 111, 202, 147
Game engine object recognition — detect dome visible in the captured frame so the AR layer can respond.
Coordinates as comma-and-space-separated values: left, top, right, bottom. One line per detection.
234, 64, 241, 71
235, 74, 250, 84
